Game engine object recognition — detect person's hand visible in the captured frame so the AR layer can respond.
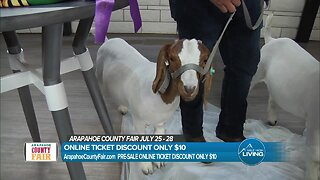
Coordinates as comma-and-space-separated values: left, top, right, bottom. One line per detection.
210, 0, 241, 13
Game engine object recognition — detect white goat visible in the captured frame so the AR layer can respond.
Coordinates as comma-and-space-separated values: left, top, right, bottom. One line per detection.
96, 38, 211, 175
250, 14, 319, 180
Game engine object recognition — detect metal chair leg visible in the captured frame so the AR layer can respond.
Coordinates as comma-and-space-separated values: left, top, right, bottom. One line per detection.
42, 24, 86, 180
72, 17, 115, 135
2, 31, 41, 142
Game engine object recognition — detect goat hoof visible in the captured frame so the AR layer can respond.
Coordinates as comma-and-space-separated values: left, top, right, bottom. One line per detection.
267, 121, 277, 126
118, 105, 128, 115
140, 162, 154, 175
153, 162, 165, 169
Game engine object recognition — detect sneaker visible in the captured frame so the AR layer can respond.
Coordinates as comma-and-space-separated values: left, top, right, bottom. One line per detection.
216, 130, 246, 142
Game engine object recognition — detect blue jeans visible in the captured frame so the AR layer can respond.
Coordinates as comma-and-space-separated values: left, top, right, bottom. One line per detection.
172, 0, 262, 138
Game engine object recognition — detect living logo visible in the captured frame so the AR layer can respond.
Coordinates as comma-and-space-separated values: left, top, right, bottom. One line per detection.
238, 138, 266, 166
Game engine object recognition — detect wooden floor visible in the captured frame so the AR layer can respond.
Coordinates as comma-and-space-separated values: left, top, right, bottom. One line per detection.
0, 34, 319, 180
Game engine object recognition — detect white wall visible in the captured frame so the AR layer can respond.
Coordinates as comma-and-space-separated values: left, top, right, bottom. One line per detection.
18, 0, 320, 40
105, 0, 320, 40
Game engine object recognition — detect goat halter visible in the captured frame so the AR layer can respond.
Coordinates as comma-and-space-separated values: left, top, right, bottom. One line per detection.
157, 0, 264, 94
157, 12, 235, 94
157, 64, 207, 94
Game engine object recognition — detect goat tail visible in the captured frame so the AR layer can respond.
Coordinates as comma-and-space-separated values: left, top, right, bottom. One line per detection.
95, 58, 103, 84
250, 63, 265, 92
264, 13, 274, 44
95, 38, 112, 84
95, 46, 107, 85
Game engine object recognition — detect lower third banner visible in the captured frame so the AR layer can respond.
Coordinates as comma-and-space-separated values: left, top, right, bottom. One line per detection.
61, 138, 285, 166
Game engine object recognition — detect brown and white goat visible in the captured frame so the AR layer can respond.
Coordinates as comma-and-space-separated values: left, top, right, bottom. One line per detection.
96, 38, 211, 175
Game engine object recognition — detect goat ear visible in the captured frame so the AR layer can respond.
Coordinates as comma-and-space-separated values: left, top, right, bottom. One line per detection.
203, 68, 213, 109
152, 44, 171, 93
